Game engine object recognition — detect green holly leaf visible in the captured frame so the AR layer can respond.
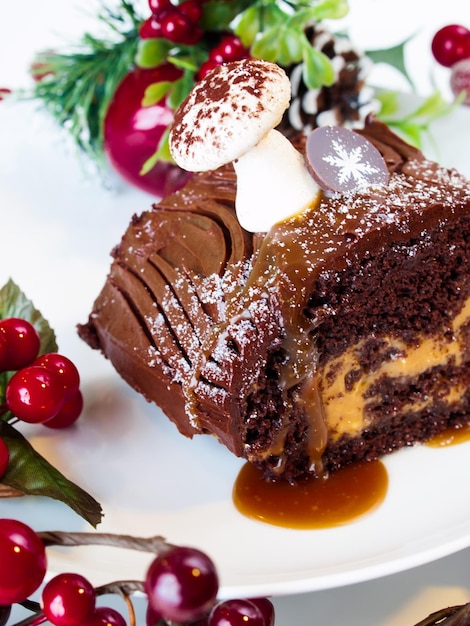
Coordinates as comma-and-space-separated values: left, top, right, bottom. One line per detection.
366, 37, 415, 90
0, 279, 57, 403
0, 421, 103, 528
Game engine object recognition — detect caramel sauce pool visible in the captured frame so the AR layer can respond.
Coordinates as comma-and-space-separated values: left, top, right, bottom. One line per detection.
233, 460, 388, 530
233, 424, 470, 530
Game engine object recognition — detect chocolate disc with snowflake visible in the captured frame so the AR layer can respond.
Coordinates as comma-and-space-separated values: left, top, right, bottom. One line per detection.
305, 126, 389, 194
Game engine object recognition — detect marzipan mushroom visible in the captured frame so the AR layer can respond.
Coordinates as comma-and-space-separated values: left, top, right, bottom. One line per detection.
169, 58, 320, 233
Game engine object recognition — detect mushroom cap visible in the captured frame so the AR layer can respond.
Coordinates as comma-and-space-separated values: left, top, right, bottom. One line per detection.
169, 59, 291, 172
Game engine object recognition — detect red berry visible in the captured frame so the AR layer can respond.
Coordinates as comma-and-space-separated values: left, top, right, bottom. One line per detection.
139, 15, 164, 39
82, 607, 126, 626
450, 57, 470, 104
6, 365, 66, 424
161, 10, 192, 44
43, 389, 83, 429
185, 25, 204, 45
197, 59, 220, 80
33, 352, 80, 400
208, 599, 265, 626
0, 519, 47, 605
217, 35, 248, 62
432, 24, 470, 68
0, 334, 7, 367
249, 598, 275, 626
145, 546, 219, 623
0, 437, 9, 478
178, 0, 203, 24
208, 47, 226, 64
0, 318, 40, 371
148, 0, 171, 15
42, 573, 96, 626
0, 88, 12, 101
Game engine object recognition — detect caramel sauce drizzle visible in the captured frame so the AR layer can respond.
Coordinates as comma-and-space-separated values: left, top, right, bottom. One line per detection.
426, 423, 470, 447
230, 200, 330, 474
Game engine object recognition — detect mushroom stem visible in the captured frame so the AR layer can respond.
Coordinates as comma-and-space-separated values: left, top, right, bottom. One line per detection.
234, 129, 320, 232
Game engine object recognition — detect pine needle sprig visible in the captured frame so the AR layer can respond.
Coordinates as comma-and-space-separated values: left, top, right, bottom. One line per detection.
30, 0, 143, 163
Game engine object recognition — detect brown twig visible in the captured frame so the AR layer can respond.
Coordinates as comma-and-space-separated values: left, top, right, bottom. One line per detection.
413, 603, 470, 625
38, 530, 173, 553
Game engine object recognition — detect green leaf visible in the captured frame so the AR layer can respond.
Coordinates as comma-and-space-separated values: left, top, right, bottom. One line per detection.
167, 72, 194, 110
305, 0, 349, 21
260, 4, 286, 30
251, 27, 282, 63
234, 5, 262, 48
376, 90, 464, 148
287, 7, 320, 28
168, 55, 199, 72
374, 90, 400, 118
302, 45, 335, 89
388, 121, 424, 147
407, 90, 452, 120
141, 127, 173, 175
142, 81, 173, 107
0, 422, 103, 528
201, 0, 243, 31
277, 29, 305, 66
135, 38, 171, 69
0, 279, 57, 401
366, 37, 415, 90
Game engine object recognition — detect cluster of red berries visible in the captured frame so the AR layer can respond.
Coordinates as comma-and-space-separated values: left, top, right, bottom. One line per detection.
0, 518, 275, 626
197, 34, 250, 80
145, 546, 274, 625
139, 0, 206, 44
0, 317, 83, 478
0, 519, 125, 626
432, 24, 470, 104
138, 0, 249, 81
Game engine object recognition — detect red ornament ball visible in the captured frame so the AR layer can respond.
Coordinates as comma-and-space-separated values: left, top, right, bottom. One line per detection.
104, 65, 191, 198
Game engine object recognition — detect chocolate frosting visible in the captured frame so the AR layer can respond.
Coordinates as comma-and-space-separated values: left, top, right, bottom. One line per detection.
79, 119, 470, 479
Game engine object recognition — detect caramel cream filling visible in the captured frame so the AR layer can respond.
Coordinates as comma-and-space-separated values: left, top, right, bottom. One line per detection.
320, 296, 470, 439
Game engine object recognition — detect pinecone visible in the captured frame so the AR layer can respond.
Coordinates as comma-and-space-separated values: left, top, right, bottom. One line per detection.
278, 26, 379, 138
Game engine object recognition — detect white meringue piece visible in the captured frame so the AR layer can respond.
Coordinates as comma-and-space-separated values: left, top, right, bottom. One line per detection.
234, 129, 320, 232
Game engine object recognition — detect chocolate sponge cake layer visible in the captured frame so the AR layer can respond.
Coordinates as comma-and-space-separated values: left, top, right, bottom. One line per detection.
79, 120, 470, 481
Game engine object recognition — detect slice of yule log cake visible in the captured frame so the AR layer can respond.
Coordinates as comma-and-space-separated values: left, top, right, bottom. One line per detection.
79, 59, 470, 483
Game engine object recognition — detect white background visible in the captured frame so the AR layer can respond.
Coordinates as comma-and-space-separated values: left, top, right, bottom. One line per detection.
1, 2, 470, 625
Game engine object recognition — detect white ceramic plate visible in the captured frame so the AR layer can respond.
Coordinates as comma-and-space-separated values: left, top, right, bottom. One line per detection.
1, 97, 470, 600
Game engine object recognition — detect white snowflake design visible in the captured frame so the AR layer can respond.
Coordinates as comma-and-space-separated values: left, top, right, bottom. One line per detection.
323, 139, 380, 188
